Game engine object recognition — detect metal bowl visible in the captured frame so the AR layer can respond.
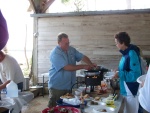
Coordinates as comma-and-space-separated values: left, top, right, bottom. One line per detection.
110, 79, 120, 90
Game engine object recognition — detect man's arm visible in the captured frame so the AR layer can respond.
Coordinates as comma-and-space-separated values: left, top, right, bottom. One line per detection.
0, 80, 10, 90
63, 64, 91, 71
81, 55, 93, 65
63, 55, 96, 71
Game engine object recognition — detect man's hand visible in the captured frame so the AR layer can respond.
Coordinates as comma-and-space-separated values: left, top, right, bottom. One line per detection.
4, 80, 11, 85
0, 80, 11, 89
83, 65, 93, 70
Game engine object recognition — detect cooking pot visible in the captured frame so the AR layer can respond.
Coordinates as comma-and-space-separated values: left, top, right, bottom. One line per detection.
84, 66, 109, 76
84, 70, 101, 76
83, 66, 109, 92
90, 66, 109, 73
84, 70, 102, 92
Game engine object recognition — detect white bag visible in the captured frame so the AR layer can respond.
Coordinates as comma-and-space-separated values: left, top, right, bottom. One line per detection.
140, 57, 147, 75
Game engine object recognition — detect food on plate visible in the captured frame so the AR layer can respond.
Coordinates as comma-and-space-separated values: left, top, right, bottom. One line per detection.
61, 93, 74, 99
47, 107, 54, 113
83, 94, 90, 99
98, 109, 107, 112
43, 107, 79, 113
102, 97, 114, 105
94, 96, 100, 101
106, 99, 114, 105
90, 101, 98, 105
58, 107, 72, 113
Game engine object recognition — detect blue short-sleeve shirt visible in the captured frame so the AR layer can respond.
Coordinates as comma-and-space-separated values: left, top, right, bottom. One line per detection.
48, 45, 84, 90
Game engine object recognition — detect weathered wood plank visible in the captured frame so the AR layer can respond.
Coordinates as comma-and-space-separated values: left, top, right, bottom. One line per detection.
33, 12, 150, 78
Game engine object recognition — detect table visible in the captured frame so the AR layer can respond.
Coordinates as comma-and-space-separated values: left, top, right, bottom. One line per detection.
0, 91, 34, 113
84, 95, 123, 113
30, 85, 43, 97
74, 87, 123, 113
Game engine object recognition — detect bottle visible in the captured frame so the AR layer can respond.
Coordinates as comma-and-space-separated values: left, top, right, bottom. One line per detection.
106, 79, 111, 90
6, 81, 18, 97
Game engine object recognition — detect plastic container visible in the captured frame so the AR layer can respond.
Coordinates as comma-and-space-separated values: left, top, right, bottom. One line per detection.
23, 77, 29, 90
6, 81, 18, 97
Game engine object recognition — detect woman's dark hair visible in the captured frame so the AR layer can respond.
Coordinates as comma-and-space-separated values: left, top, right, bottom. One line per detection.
57, 33, 68, 42
114, 32, 131, 46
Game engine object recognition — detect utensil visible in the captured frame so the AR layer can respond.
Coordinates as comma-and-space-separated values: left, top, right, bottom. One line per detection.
110, 79, 120, 95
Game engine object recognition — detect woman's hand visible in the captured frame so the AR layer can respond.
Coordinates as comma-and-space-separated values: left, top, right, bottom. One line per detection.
112, 71, 119, 79
141, 81, 145, 87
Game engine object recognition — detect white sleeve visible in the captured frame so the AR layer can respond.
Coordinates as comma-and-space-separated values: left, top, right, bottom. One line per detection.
0, 72, 7, 83
138, 65, 150, 112
6, 67, 15, 80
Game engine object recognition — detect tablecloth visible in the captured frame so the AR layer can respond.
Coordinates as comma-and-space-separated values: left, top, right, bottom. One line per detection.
84, 95, 123, 113
0, 91, 34, 113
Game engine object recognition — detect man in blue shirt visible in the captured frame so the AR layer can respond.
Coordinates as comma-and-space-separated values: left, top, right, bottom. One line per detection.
48, 32, 96, 107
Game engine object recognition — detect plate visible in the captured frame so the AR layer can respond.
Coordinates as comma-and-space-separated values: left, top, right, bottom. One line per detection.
56, 99, 87, 108
42, 106, 80, 113
93, 107, 115, 113
137, 74, 146, 84
101, 98, 114, 105
57, 99, 80, 108
87, 101, 100, 106
60, 93, 74, 99
93, 97, 101, 102
84, 97, 93, 101
60, 96, 74, 99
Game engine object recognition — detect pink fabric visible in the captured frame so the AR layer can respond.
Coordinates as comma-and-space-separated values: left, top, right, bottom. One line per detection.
0, 10, 9, 50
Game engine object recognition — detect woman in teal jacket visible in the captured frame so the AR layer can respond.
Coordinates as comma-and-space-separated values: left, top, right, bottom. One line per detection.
113, 32, 142, 113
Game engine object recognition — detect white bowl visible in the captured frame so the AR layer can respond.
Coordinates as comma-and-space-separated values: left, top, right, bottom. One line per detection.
104, 72, 115, 78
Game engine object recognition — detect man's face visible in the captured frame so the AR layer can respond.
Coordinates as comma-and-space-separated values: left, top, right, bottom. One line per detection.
59, 37, 70, 51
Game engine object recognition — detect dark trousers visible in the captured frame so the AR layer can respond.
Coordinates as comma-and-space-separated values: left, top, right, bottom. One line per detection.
138, 103, 144, 113
17, 82, 23, 92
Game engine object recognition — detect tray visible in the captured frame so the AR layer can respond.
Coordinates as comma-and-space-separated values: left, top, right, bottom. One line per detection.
56, 99, 87, 108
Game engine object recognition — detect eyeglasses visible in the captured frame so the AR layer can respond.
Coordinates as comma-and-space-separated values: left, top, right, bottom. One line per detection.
61, 41, 70, 46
